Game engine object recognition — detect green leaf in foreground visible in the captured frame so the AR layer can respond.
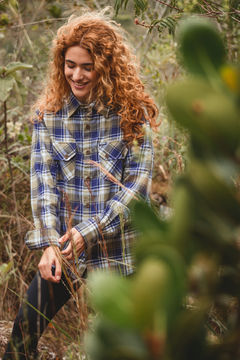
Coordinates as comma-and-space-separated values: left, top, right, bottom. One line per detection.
179, 17, 226, 78
86, 317, 149, 360
90, 273, 133, 328
165, 79, 240, 154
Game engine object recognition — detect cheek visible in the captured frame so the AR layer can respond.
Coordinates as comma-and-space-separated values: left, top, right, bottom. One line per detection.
64, 66, 72, 79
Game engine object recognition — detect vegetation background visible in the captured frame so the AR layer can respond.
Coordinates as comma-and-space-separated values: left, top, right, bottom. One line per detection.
1, 0, 240, 359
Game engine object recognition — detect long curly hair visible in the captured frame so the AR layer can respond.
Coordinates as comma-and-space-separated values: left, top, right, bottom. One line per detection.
33, 8, 159, 144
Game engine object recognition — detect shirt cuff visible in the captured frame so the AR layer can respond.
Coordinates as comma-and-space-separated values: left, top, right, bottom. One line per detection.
25, 228, 60, 250
75, 218, 100, 249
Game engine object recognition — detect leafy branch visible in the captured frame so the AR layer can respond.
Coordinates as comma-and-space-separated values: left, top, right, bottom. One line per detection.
115, 0, 240, 37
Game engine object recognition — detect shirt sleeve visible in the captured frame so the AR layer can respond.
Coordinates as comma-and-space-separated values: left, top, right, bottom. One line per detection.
25, 121, 61, 250
75, 123, 154, 248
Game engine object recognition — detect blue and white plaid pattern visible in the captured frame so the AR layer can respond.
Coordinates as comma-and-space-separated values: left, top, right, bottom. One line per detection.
25, 93, 154, 276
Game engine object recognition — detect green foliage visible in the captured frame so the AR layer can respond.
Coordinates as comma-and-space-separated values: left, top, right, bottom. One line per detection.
134, 0, 148, 16
0, 61, 32, 103
166, 79, 240, 154
0, 76, 14, 102
178, 18, 226, 77
114, 0, 240, 50
87, 17, 240, 360
48, 4, 63, 18
87, 317, 150, 360
114, 0, 130, 16
5, 61, 33, 76
149, 16, 178, 35
0, 262, 13, 287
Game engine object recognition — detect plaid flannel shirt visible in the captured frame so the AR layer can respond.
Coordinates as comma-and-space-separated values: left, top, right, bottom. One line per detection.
25, 92, 154, 276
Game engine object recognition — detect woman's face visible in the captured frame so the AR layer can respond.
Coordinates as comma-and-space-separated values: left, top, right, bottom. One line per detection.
64, 45, 98, 103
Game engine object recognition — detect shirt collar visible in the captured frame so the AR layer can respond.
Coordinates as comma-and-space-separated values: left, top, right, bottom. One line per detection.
66, 92, 110, 118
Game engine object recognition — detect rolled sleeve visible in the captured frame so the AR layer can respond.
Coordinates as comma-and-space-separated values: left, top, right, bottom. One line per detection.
25, 228, 60, 250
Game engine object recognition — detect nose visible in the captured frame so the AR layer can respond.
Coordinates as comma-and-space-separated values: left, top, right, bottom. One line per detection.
73, 67, 84, 81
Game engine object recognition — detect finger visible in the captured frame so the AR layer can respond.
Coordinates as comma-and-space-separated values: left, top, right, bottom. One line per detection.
58, 233, 69, 243
39, 262, 55, 282
54, 258, 62, 282
61, 243, 72, 255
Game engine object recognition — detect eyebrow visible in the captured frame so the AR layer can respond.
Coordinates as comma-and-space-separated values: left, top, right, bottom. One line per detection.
65, 59, 93, 65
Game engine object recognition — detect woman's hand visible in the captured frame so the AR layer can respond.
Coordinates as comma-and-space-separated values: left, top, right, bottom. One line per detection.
58, 228, 85, 261
38, 246, 62, 283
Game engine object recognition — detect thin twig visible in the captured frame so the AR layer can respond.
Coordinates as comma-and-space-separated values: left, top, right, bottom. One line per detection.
230, 15, 240, 23
0, 17, 67, 31
153, 0, 183, 12
167, 136, 182, 147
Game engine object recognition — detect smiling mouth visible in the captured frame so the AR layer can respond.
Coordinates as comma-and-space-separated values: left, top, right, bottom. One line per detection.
72, 80, 89, 87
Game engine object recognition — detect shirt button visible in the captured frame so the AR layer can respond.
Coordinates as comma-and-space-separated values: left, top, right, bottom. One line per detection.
86, 203, 90, 208
86, 124, 90, 130
64, 154, 69, 159
105, 153, 109, 159
86, 150, 90, 155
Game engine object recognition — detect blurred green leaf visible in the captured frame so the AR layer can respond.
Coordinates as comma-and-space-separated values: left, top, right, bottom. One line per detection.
18, 134, 24, 141
114, 0, 128, 16
0, 262, 13, 286
131, 201, 168, 244
166, 79, 240, 155
189, 160, 240, 225
16, 80, 28, 104
0, 262, 12, 275
170, 307, 207, 360
48, 4, 62, 18
90, 273, 133, 329
131, 258, 173, 330
12, 78, 23, 106
5, 62, 33, 76
86, 317, 150, 360
179, 17, 226, 78
134, 0, 148, 13
0, 66, 5, 76
0, 76, 14, 102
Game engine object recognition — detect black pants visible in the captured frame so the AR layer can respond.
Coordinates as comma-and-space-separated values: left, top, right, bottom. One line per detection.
3, 269, 85, 360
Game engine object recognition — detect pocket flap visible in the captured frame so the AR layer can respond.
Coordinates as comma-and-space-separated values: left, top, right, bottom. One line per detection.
52, 141, 76, 161
99, 140, 127, 161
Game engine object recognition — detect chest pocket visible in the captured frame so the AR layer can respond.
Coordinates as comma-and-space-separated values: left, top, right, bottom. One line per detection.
52, 141, 76, 182
99, 140, 128, 182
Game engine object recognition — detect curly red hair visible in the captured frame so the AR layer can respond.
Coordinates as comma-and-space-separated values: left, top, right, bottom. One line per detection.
33, 8, 159, 144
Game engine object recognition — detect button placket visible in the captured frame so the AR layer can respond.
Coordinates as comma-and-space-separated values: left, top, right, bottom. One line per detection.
82, 109, 93, 212
83, 162, 91, 210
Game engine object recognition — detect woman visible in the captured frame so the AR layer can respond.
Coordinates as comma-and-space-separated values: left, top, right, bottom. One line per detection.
3, 8, 158, 359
